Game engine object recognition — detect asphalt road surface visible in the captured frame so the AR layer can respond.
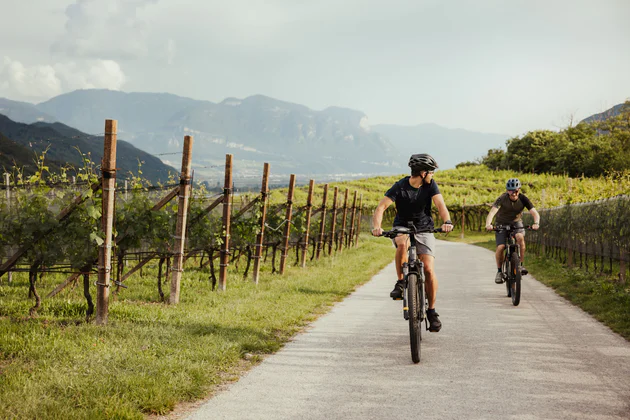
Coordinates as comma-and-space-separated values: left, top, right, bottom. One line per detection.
188, 240, 630, 420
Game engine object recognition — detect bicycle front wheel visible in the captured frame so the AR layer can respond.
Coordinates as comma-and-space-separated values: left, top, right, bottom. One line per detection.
407, 273, 422, 363
503, 258, 511, 297
511, 252, 522, 306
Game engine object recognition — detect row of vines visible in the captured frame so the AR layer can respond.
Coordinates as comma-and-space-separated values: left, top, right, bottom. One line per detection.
523, 196, 629, 283
0, 122, 368, 324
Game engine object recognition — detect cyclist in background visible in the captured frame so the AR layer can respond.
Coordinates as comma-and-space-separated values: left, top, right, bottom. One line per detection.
485, 178, 540, 284
372, 153, 453, 332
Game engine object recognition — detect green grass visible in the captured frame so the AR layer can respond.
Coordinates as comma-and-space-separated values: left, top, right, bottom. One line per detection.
0, 235, 394, 419
441, 232, 630, 341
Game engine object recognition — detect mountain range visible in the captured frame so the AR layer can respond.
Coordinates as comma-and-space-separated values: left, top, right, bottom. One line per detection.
0, 114, 176, 183
1, 89, 515, 182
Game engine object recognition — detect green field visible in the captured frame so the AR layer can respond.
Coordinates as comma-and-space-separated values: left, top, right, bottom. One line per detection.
267, 165, 630, 209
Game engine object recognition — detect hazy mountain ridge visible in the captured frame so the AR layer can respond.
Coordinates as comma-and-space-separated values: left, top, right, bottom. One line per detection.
0, 114, 177, 183
30, 90, 404, 178
580, 103, 625, 124
6, 90, 619, 181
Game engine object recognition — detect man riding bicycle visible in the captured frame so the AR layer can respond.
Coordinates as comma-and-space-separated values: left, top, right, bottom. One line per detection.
371, 153, 453, 332
485, 178, 540, 284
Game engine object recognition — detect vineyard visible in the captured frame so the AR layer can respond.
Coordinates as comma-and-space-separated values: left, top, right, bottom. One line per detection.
264, 164, 630, 234
0, 121, 368, 324
2, 119, 629, 323
524, 195, 629, 282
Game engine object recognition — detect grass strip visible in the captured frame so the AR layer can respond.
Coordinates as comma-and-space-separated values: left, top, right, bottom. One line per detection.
0, 236, 394, 419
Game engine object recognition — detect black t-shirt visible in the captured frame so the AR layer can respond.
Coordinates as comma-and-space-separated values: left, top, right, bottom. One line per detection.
492, 193, 534, 224
385, 177, 440, 231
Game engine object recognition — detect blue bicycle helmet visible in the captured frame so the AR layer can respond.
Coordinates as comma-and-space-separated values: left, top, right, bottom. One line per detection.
506, 178, 521, 191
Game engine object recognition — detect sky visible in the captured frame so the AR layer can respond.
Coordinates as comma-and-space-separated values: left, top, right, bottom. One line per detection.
0, 0, 629, 136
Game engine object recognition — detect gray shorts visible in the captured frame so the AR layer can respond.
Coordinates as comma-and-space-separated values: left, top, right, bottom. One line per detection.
391, 227, 436, 257
495, 221, 525, 246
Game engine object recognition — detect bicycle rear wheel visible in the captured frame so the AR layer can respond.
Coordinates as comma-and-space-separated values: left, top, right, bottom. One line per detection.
407, 273, 421, 363
510, 253, 521, 306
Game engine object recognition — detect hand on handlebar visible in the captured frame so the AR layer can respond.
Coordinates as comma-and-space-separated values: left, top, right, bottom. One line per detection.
371, 227, 384, 237
486, 224, 493, 231
441, 223, 454, 233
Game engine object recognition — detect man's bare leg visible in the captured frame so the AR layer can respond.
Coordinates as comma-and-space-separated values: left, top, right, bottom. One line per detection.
421, 254, 437, 309
394, 235, 409, 281
515, 233, 526, 263
495, 245, 505, 268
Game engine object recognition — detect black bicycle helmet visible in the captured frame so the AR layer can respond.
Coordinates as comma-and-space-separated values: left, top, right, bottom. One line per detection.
506, 178, 521, 190
408, 153, 438, 171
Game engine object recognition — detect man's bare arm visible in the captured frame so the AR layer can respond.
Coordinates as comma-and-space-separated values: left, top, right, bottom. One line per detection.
372, 196, 394, 236
432, 194, 453, 232
486, 206, 499, 230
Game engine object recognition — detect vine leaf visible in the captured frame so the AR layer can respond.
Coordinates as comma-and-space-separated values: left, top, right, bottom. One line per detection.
90, 232, 104, 246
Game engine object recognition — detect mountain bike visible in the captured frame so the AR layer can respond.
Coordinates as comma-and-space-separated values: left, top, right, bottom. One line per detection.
381, 225, 442, 364
493, 224, 532, 306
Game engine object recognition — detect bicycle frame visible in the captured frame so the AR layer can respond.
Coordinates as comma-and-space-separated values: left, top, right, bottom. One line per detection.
381, 225, 441, 363
402, 231, 426, 323
494, 224, 530, 306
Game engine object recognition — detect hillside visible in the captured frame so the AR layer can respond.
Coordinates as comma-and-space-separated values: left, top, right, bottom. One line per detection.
266, 165, 630, 211
0, 114, 176, 183
580, 103, 626, 124
0, 98, 55, 124
0, 132, 64, 176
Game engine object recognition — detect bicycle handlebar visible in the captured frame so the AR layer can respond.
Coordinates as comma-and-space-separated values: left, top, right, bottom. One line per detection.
492, 224, 533, 232
380, 227, 443, 238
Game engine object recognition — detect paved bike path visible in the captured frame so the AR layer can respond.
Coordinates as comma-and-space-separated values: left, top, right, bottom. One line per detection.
187, 240, 630, 420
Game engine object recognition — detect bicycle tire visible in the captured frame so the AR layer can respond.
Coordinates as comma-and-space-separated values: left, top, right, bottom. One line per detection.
511, 252, 521, 306
503, 257, 511, 297
407, 273, 421, 363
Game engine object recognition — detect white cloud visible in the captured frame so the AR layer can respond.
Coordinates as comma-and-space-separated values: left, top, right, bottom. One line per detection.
0, 57, 62, 101
51, 0, 159, 60
0, 56, 126, 102
54, 60, 126, 90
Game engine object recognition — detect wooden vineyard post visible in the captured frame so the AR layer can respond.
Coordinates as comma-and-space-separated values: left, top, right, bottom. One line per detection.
329, 187, 338, 255
279, 174, 296, 274
354, 194, 363, 247
567, 237, 574, 268
621, 248, 627, 285
301, 180, 315, 268
252, 163, 270, 284
348, 191, 358, 248
460, 198, 466, 239
219, 154, 233, 291
96, 119, 117, 326
339, 189, 349, 253
316, 184, 328, 260
169, 136, 193, 304
4, 173, 11, 284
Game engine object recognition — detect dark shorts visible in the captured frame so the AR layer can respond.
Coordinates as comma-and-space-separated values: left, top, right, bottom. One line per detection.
495, 221, 525, 246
